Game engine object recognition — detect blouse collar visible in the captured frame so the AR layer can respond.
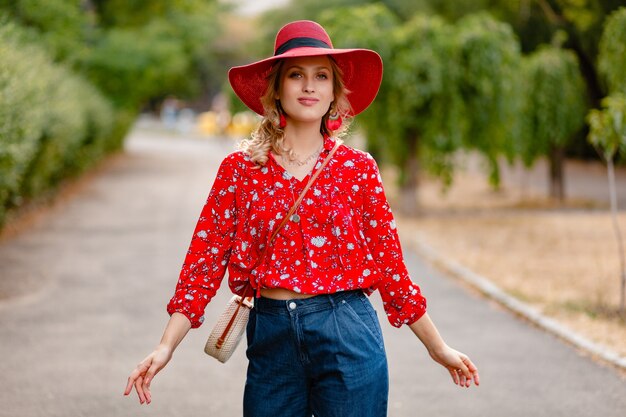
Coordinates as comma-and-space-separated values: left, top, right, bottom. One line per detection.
322, 134, 336, 153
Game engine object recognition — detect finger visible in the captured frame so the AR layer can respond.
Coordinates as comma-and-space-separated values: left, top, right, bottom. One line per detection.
143, 363, 160, 390
473, 370, 480, 386
134, 376, 147, 404
454, 368, 468, 388
458, 371, 468, 388
125, 362, 149, 397
124, 372, 143, 396
462, 357, 480, 387
448, 368, 459, 385
456, 358, 470, 387
143, 365, 160, 405
124, 376, 135, 396
124, 365, 145, 396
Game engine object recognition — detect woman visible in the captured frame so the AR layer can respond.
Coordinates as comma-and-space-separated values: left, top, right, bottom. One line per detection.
124, 20, 479, 417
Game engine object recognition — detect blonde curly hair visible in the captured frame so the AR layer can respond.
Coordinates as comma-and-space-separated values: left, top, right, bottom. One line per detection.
238, 57, 352, 166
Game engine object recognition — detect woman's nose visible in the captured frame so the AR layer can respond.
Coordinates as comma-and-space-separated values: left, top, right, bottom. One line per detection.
303, 78, 315, 93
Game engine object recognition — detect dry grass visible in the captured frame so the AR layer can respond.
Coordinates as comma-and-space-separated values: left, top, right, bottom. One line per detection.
385, 165, 626, 357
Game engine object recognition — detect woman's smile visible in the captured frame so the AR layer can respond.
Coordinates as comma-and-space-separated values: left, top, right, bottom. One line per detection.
297, 97, 320, 106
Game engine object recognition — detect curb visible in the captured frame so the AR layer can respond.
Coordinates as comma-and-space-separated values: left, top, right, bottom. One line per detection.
408, 234, 626, 371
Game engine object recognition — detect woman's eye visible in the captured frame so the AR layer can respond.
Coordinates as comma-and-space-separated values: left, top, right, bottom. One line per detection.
317, 73, 329, 80
288, 72, 302, 79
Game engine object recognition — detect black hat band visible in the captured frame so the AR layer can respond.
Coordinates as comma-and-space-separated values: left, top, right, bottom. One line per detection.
274, 37, 331, 56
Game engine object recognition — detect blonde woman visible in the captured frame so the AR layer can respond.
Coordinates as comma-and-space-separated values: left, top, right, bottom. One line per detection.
125, 20, 479, 417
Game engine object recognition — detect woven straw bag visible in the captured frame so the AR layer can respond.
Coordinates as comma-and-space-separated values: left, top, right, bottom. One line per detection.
203, 141, 340, 363
204, 295, 253, 363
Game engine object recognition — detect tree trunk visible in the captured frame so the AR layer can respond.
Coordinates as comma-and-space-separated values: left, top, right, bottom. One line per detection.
548, 145, 565, 201
606, 158, 626, 315
398, 134, 420, 215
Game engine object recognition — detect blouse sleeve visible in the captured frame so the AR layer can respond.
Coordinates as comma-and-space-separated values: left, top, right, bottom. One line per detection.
166, 155, 238, 328
361, 154, 427, 327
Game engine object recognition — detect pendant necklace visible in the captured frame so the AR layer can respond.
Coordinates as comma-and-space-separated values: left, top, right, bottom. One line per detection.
281, 143, 323, 223
284, 143, 323, 167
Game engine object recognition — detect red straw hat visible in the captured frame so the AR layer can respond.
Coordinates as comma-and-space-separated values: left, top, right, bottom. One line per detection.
228, 20, 383, 117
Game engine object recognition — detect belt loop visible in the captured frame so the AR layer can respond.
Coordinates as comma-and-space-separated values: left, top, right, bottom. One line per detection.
328, 293, 336, 308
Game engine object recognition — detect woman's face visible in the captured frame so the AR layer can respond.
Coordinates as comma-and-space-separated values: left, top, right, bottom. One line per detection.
277, 55, 335, 126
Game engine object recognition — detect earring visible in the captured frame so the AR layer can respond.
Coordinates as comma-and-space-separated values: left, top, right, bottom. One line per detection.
279, 112, 287, 128
326, 111, 342, 131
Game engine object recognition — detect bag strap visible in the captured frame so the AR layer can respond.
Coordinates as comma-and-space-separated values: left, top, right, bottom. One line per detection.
215, 294, 251, 349
252, 139, 341, 297
269, 140, 341, 244
216, 140, 341, 349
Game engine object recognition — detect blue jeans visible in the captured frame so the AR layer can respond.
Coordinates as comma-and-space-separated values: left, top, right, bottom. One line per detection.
243, 290, 389, 417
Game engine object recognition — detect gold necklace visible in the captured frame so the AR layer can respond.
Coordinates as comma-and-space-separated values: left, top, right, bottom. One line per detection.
281, 144, 321, 222
284, 143, 323, 167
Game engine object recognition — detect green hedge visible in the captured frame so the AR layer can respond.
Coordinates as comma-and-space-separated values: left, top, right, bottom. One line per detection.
0, 20, 121, 226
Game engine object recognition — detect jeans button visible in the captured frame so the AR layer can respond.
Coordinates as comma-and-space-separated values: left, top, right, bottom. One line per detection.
288, 301, 297, 310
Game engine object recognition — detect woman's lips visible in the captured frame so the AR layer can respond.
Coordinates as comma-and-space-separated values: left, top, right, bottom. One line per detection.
298, 97, 319, 106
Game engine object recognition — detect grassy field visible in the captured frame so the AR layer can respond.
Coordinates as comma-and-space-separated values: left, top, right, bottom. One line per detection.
387, 164, 626, 358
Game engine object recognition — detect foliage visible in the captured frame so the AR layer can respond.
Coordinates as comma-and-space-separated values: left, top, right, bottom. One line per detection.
0, 0, 87, 63
90, 0, 225, 99
587, 94, 626, 314
0, 0, 226, 230
0, 0, 225, 110
91, 0, 214, 28
520, 46, 588, 165
318, 4, 400, 160
0, 20, 114, 225
598, 7, 626, 94
81, 20, 191, 109
455, 13, 523, 185
378, 0, 624, 158
388, 14, 462, 186
587, 94, 626, 160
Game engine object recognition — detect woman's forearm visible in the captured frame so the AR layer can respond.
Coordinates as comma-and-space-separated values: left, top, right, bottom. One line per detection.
409, 312, 480, 387
158, 312, 192, 351
408, 312, 447, 354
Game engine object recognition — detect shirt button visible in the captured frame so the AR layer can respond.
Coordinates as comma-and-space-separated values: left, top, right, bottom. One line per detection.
288, 301, 297, 310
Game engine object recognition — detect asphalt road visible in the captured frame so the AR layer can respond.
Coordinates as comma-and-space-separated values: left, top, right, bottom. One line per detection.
0, 123, 624, 417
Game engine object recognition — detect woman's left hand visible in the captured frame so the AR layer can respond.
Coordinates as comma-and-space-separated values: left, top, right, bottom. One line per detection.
429, 344, 480, 388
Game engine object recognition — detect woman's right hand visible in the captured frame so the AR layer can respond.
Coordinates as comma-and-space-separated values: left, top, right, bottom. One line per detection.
123, 345, 173, 405
123, 312, 192, 405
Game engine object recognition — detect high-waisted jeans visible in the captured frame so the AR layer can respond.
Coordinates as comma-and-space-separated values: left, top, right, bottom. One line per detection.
243, 290, 389, 417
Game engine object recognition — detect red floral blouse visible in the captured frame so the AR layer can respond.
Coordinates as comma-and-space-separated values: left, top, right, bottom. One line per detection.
167, 135, 427, 328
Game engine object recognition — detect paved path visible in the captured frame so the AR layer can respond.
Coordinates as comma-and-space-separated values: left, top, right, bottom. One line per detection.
0, 124, 624, 417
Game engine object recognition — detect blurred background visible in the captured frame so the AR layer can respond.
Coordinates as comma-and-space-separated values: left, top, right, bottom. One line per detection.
1, 0, 626, 368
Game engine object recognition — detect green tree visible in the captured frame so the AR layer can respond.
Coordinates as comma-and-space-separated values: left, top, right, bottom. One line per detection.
455, 13, 523, 186
388, 0, 624, 159
587, 94, 626, 314
318, 4, 400, 160
520, 44, 588, 200
406, 0, 624, 104
0, 0, 87, 63
321, 8, 526, 211
86, 0, 226, 100
0, 21, 114, 225
598, 7, 626, 95
1, 0, 225, 111
384, 15, 461, 212
82, 21, 191, 109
